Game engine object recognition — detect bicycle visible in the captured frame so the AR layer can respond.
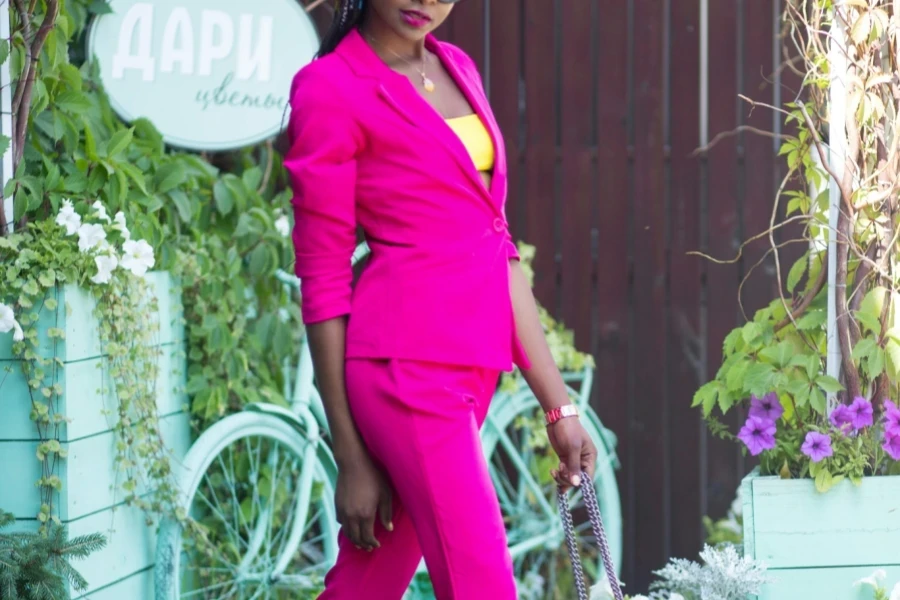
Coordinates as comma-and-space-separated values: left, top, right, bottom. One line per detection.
155, 242, 622, 600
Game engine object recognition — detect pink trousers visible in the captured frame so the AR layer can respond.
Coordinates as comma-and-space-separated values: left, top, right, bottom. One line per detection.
318, 359, 517, 600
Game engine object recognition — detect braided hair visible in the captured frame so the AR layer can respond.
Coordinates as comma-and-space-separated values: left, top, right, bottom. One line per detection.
317, 0, 368, 57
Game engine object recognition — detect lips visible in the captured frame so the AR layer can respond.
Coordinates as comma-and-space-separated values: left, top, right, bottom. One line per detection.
400, 9, 431, 28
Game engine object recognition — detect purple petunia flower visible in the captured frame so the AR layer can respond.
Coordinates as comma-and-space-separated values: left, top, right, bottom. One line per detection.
848, 396, 874, 430
801, 431, 833, 463
883, 430, 900, 461
884, 401, 900, 436
749, 392, 784, 423
737, 416, 777, 456
830, 404, 854, 432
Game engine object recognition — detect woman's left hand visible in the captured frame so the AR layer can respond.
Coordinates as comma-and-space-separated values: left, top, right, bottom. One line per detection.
547, 416, 598, 493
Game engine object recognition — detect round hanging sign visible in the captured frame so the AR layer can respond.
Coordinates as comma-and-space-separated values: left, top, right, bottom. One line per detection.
87, 0, 319, 151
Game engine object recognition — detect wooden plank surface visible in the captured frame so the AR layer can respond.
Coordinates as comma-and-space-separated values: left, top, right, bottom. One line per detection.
0, 342, 186, 442
73, 568, 154, 600
488, 0, 523, 237
630, 0, 669, 586
0, 272, 182, 362
704, 0, 744, 521
560, 0, 596, 352
748, 475, 900, 569
756, 566, 900, 600
593, 0, 632, 579
667, 0, 704, 562
522, 0, 559, 311
0, 410, 189, 520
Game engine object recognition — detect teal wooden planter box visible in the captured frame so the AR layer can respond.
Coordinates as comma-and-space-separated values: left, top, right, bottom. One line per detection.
0, 272, 190, 600
742, 470, 900, 599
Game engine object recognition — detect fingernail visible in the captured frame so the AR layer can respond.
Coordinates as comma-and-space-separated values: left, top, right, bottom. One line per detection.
387, 521, 394, 532
572, 475, 581, 487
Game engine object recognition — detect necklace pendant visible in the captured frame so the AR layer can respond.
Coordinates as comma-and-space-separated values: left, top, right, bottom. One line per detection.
423, 76, 436, 93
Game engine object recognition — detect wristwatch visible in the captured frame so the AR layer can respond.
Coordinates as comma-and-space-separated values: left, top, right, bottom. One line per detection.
545, 404, 579, 426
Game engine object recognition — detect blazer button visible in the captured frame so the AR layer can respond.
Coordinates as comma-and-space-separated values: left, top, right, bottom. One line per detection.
493, 218, 505, 233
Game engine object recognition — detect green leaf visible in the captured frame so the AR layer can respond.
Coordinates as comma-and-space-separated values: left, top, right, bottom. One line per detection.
55, 90, 92, 113
214, 179, 235, 215
693, 381, 719, 416
724, 358, 749, 392
786, 252, 808, 293
869, 346, 885, 378
851, 338, 877, 360
106, 127, 134, 158
796, 309, 826, 331
155, 162, 187, 194
815, 374, 843, 394
742, 322, 763, 344
815, 468, 834, 493
744, 362, 776, 397
168, 189, 193, 223
809, 387, 827, 414
759, 341, 793, 368
856, 310, 883, 335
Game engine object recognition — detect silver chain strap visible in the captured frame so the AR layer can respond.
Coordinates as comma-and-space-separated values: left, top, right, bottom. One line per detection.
557, 471, 623, 600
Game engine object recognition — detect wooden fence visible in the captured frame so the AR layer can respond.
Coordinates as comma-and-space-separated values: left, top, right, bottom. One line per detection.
439, 0, 800, 591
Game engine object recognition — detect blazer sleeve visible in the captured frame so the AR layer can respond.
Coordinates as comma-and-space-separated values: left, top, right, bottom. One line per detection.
284, 70, 363, 325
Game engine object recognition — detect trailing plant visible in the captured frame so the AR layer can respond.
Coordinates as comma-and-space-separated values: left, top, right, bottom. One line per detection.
692, 0, 900, 490
0, 200, 177, 521
0, 509, 106, 599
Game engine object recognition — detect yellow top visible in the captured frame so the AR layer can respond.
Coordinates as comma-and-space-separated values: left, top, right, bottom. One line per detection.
445, 114, 495, 172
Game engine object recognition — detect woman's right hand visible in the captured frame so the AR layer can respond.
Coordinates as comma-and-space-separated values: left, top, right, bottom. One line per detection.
335, 451, 394, 552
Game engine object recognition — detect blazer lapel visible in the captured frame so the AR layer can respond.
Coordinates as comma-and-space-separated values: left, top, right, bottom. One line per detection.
429, 39, 508, 205
337, 31, 504, 215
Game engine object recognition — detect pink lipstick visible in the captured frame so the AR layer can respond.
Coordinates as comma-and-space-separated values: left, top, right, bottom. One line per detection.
400, 9, 431, 28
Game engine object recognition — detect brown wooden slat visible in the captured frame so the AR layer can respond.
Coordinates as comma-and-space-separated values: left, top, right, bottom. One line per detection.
560, 0, 595, 350
705, 0, 743, 521
488, 0, 524, 239
667, 0, 704, 563
740, 0, 778, 326
593, 0, 632, 583
523, 0, 559, 309
446, 0, 486, 69
630, 0, 668, 589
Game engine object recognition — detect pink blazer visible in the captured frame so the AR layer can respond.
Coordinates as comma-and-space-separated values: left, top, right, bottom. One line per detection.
285, 29, 529, 372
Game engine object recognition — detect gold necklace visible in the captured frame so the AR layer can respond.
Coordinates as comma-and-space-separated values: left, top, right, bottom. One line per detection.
367, 36, 436, 92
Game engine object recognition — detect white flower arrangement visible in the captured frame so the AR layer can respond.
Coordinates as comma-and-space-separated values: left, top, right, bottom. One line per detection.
0, 302, 24, 342
61, 199, 154, 280
856, 569, 900, 600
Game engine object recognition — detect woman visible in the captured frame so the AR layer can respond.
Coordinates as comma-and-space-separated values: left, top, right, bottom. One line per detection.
284, 0, 599, 598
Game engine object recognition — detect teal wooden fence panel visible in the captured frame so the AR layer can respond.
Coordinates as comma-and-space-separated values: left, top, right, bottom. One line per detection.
742, 471, 900, 599
0, 272, 190, 599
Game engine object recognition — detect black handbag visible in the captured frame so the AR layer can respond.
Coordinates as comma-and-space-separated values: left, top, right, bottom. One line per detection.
557, 471, 624, 600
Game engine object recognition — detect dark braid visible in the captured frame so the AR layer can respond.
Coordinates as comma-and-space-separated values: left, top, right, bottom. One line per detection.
317, 0, 368, 57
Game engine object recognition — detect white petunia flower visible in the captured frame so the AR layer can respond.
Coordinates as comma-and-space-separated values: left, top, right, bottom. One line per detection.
589, 580, 625, 600
855, 570, 887, 589
0, 303, 23, 342
669, 594, 686, 600
274, 214, 290, 237
90, 254, 118, 285
0, 303, 16, 333
113, 211, 130, 240
91, 200, 112, 223
55, 199, 82, 235
890, 582, 900, 600
121, 239, 155, 276
76, 223, 107, 253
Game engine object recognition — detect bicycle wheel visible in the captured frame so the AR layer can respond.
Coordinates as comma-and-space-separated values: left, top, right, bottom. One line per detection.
155, 411, 338, 600
481, 390, 622, 599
